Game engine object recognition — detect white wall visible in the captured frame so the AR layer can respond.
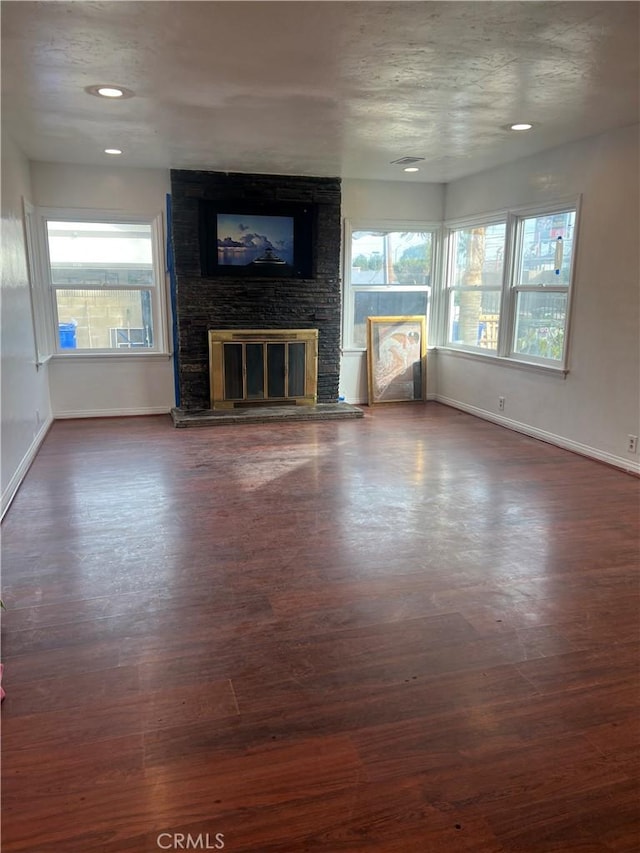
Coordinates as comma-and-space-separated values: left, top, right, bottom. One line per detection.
439, 124, 640, 472
342, 178, 445, 223
1, 133, 52, 516
340, 179, 445, 403
29, 162, 175, 418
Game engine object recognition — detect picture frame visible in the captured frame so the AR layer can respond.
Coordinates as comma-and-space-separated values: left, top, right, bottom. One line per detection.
366, 315, 427, 404
199, 200, 315, 278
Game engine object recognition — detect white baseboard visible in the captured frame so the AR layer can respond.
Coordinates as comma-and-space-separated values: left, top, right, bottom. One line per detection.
54, 406, 172, 419
346, 393, 437, 406
1, 415, 54, 519
436, 395, 640, 476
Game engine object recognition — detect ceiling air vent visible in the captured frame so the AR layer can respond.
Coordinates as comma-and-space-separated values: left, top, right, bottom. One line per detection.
390, 156, 425, 166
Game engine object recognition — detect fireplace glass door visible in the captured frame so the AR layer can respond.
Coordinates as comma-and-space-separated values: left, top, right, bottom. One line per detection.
209, 329, 318, 409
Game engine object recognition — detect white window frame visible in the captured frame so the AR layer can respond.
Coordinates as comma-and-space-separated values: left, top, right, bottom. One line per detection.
23, 199, 55, 365
440, 196, 581, 373
35, 207, 170, 357
442, 211, 509, 355
342, 218, 440, 351
505, 199, 580, 369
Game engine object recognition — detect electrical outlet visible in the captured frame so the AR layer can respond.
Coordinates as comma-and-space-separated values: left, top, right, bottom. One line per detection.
498, 396, 505, 411
627, 435, 638, 454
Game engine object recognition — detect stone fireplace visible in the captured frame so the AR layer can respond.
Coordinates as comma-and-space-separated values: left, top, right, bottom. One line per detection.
169, 170, 342, 411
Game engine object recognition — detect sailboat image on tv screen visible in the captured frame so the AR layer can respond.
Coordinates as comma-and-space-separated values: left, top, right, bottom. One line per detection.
250, 247, 287, 266
217, 213, 294, 270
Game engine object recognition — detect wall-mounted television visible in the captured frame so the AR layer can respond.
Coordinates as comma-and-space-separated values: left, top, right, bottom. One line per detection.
200, 200, 315, 278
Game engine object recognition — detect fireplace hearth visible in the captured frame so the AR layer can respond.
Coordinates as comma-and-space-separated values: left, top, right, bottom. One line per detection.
170, 401, 364, 428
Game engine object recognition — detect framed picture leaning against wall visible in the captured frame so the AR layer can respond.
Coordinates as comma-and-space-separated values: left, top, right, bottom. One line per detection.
366, 315, 426, 404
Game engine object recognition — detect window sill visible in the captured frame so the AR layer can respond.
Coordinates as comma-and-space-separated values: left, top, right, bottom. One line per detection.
51, 351, 173, 361
436, 346, 568, 377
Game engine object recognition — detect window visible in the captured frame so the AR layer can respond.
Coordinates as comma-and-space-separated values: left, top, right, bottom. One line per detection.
510, 208, 576, 363
40, 212, 167, 353
344, 222, 436, 349
443, 200, 579, 369
445, 221, 506, 351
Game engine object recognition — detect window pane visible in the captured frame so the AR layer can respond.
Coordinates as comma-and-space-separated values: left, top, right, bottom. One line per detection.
447, 223, 505, 350
47, 221, 152, 264
47, 221, 154, 287
451, 223, 506, 288
55, 289, 154, 350
353, 291, 428, 348
518, 211, 575, 285
513, 291, 567, 360
352, 231, 432, 286
449, 290, 501, 350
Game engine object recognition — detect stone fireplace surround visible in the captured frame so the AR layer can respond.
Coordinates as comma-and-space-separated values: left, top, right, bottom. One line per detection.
170, 169, 342, 412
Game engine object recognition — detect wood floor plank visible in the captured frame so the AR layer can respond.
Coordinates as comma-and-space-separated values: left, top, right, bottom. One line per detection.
1, 405, 638, 851
1, 678, 239, 753
483, 777, 640, 851
2, 733, 145, 800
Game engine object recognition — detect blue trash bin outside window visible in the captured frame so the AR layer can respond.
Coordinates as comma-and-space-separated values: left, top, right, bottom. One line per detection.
58, 321, 77, 349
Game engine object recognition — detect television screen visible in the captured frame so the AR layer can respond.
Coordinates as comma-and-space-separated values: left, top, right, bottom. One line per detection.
200, 201, 314, 278
217, 213, 295, 267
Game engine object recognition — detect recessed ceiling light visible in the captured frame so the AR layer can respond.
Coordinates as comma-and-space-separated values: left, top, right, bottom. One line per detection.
510, 123, 533, 131
104, 148, 123, 155
404, 167, 420, 172
98, 87, 124, 98
85, 84, 135, 99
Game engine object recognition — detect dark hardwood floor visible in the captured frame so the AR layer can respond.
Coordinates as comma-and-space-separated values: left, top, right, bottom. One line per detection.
1, 403, 638, 852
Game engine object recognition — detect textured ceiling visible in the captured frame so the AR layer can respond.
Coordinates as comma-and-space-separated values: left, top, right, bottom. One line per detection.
2, 1, 638, 182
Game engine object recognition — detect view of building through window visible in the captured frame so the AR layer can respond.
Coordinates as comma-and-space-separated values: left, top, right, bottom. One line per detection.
46, 220, 156, 350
